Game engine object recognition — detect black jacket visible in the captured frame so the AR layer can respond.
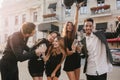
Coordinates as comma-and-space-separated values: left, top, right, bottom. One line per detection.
81, 22, 120, 73
0, 31, 37, 69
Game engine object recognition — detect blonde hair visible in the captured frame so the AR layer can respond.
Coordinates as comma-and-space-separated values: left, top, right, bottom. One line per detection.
48, 37, 66, 56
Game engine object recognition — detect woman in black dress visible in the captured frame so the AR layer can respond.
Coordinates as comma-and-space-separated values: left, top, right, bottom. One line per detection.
62, 2, 84, 80
28, 31, 60, 80
44, 37, 66, 80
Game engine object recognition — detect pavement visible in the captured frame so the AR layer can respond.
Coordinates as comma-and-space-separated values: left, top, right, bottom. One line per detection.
0, 58, 120, 80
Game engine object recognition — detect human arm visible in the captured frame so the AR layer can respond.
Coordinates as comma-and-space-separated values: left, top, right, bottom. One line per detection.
105, 16, 120, 39
74, 2, 84, 32
30, 38, 46, 51
9, 35, 40, 62
43, 46, 52, 62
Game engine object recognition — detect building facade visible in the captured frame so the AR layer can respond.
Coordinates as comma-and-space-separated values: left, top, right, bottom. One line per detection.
0, 0, 120, 49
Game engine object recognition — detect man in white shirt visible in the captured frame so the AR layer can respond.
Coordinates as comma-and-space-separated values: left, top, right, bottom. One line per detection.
81, 17, 120, 80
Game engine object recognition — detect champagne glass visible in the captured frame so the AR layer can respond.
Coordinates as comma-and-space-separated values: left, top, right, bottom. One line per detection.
77, 41, 83, 53
72, 39, 78, 53
37, 43, 47, 60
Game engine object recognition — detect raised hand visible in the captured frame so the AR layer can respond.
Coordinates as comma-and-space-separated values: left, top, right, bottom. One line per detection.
76, 1, 85, 9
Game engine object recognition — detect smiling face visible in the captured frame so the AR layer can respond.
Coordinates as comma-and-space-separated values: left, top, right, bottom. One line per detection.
83, 18, 94, 36
53, 38, 59, 48
66, 22, 73, 32
48, 32, 57, 43
84, 21, 94, 36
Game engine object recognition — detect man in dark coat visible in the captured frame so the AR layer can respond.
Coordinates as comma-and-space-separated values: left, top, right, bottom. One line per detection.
0, 22, 41, 80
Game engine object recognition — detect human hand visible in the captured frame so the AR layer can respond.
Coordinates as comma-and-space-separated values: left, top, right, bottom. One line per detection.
51, 72, 56, 78
76, 1, 85, 9
72, 45, 76, 53
76, 45, 83, 53
117, 16, 120, 21
35, 48, 42, 57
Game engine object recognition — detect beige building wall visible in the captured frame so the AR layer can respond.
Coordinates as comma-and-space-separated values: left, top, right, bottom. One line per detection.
0, 0, 120, 48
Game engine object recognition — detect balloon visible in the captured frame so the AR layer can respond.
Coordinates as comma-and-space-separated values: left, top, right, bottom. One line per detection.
76, 0, 87, 3
64, 0, 74, 7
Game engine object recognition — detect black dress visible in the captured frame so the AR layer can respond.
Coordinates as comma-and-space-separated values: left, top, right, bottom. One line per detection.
45, 53, 63, 77
63, 38, 81, 71
28, 38, 51, 77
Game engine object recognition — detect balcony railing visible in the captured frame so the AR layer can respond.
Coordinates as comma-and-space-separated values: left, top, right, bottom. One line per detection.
90, 5, 111, 15
42, 13, 59, 22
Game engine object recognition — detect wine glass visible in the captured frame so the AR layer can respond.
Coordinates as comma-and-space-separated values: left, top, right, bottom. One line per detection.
77, 41, 83, 53
37, 43, 47, 60
72, 39, 78, 53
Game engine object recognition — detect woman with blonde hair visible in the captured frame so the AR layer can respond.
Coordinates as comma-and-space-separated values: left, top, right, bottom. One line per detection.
44, 36, 66, 80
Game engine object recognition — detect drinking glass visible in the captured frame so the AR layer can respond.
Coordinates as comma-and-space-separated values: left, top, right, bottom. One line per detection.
77, 41, 83, 53
72, 39, 78, 53
37, 43, 47, 60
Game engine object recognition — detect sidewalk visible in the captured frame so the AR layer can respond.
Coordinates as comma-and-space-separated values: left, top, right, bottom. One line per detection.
0, 59, 120, 80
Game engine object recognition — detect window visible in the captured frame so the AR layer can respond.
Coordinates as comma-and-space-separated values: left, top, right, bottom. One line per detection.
78, 25, 84, 31
97, 0, 105, 13
65, 7, 71, 17
15, 16, 18, 25
116, 0, 120, 9
96, 22, 107, 32
22, 14, 26, 23
33, 12, 37, 22
97, 0, 104, 6
48, 3, 57, 11
80, 3, 87, 14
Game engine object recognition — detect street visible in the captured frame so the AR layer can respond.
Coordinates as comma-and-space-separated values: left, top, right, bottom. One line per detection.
0, 59, 120, 80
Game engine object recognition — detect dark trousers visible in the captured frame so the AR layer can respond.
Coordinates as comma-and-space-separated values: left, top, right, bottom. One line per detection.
1, 65, 19, 80
86, 73, 107, 80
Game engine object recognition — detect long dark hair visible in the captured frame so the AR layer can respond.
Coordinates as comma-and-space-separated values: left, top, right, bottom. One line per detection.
62, 21, 76, 47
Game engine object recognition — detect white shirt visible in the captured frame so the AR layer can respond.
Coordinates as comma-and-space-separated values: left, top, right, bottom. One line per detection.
85, 33, 113, 75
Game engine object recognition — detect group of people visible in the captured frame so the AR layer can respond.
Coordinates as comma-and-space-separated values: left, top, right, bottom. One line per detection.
0, 1, 120, 80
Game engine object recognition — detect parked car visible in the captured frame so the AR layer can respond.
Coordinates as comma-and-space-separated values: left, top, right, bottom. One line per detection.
110, 49, 120, 65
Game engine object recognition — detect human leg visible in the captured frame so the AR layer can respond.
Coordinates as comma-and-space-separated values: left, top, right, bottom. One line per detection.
66, 71, 76, 80
1, 66, 19, 80
33, 77, 43, 80
74, 68, 80, 80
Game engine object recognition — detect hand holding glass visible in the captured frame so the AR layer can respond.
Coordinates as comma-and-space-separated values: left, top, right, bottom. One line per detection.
37, 44, 47, 60
72, 39, 78, 53
76, 41, 83, 53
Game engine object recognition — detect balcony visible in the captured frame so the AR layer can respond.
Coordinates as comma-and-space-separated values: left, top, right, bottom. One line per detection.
90, 5, 112, 17
42, 13, 59, 23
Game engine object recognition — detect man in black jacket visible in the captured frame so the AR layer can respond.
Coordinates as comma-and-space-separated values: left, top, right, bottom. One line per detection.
0, 22, 42, 80
81, 17, 120, 80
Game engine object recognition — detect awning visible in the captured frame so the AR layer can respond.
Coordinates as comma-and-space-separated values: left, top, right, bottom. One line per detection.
107, 38, 120, 43
43, 13, 56, 18
48, 3, 57, 10
38, 23, 59, 32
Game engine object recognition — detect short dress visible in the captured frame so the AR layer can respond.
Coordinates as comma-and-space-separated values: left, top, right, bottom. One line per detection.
45, 53, 63, 77
63, 39, 81, 72
28, 59, 44, 77
28, 38, 51, 77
